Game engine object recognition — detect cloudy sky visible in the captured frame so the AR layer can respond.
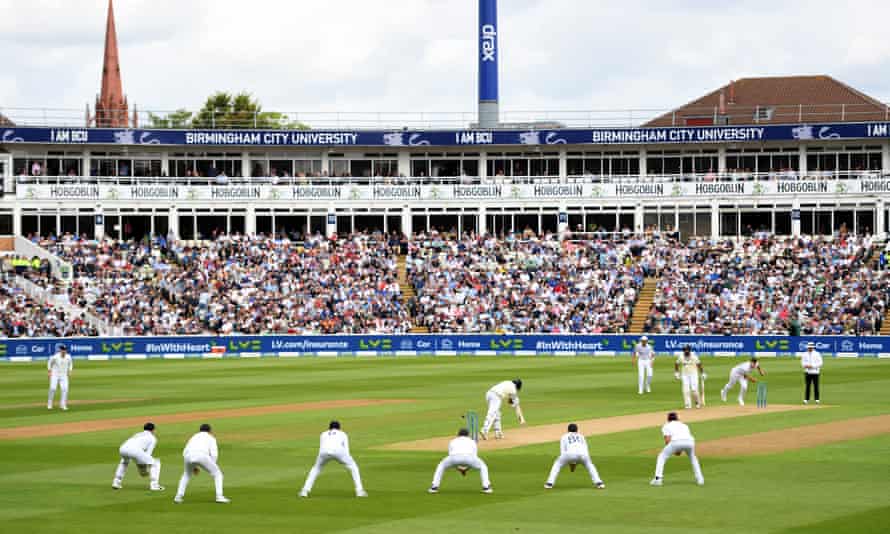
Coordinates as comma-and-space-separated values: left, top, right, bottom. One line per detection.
2, 0, 890, 125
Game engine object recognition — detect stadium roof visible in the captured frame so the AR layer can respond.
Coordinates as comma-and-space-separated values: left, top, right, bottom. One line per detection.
644, 75, 889, 127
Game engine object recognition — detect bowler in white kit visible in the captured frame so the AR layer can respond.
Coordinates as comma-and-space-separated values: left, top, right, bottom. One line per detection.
632, 336, 655, 394
544, 423, 605, 490
650, 412, 704, 486
428, 428, 492, 494
480, 379, 525, 439
47, 345, 73, 410
174, 424, 230, 504
112, 422, 164, 491
299, 421, 367, 497
720, 357, 766, 406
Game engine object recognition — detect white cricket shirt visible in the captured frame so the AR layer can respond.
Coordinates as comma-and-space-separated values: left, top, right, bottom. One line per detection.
448, 436, 478, 456
662, 421, 694, 442
183, 431, 219, 461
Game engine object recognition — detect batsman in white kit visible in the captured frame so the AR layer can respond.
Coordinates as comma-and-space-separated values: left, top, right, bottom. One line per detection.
112, 422, 164, 491
632, 336, 655, 394
720, 357, 766, 406
480, 378, 525, 440
544, 423, 605, 490
299, 421, 367, 497
47, 345, 73, 410
428, 428, 492, 494
651, 412, 704, 486
174, 424, 230, 504
674, 345, 705, 409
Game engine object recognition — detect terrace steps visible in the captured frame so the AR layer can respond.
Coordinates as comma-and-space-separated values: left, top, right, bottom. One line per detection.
627, 277, 658, 334
397, 254, 430, 334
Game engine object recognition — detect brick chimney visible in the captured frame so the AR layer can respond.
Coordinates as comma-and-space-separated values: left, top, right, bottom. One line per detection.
94, 0, 128, 127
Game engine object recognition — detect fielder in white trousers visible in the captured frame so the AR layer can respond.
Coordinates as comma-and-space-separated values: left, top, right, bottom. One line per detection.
175, 425, 228, 503
300, 422, 366, 497
545, 424, 604, 489
632, 338, 655, 394
113, 423, 163, 491
652, 413, 704, 486
47, 348, 73, 410
429, 429, 491, 493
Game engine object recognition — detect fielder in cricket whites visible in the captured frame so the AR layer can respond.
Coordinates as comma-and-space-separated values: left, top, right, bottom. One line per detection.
720, 357, 766, 406
299, 421, 367, 498
651, 412, 704, 487
112, 422, 164, 491
174, 424, 230, 504
674, 346, 706, 409
544, 423, 605, 490
632, 336, 655, 395
47, 344, 73, 410
428, 428, 492, 494
480, 379, 525, 439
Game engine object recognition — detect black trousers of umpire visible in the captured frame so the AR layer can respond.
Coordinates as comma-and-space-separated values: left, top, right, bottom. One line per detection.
804, 373, 820, 401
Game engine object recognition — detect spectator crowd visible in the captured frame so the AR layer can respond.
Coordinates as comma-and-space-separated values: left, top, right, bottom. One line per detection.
2, 231, 888, 338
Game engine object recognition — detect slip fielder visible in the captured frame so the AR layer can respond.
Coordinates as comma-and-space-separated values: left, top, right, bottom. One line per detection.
544, 423, 605, 490
47, 345, 73, 410
650, 412, 704, 487
299, 421, 367, 498
480, 379, 525, 440
720, 357, 766, 406
674, 345, 705, 409
112, 422, 164, 491
428, 428, 492, 494
174, 424, 230, 504
632, 336, 655, 395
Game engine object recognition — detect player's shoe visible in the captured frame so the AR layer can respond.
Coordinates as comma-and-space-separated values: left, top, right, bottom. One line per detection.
638, 390, 643, 395
298, 491, 308, 498
173, 496, 183, 504
356, 490, 368, 497
47, 405, 52, 410
494, 431, 504, 440
544, 483, 553, 489
738, 399, 745, 406
720, 389, 727, 402
427, 486, 439, 494
803, 399, 808, 404
150, 485, 165, 491
111, 480, 122, 490
595, 482, 606, 489
481, 486, 493, 494
646, 386, 651, 393
650, 478, 663, 486
696, 403, 702, 409
696, 479, 705, 486
61, 406, 68, 411
215, 496, 231, 504
815, 400, 820, 404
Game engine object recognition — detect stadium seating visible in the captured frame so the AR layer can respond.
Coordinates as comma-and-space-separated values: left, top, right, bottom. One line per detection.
4, 232, 886, 338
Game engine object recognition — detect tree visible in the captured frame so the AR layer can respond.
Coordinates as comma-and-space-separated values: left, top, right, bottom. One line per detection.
146, 92, 309, 130
148, 109, 193, 129
191, 91, 308, 129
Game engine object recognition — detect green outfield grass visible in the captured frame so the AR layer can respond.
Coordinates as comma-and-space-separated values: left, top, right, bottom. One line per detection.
1, 356, 888, 534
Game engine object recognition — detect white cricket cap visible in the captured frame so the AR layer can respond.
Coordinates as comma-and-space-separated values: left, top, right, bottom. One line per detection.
641, 336, 648, 341
807, 342, 815, 348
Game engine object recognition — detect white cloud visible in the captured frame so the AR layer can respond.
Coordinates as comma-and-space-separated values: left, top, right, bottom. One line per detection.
1, 0, 889, 125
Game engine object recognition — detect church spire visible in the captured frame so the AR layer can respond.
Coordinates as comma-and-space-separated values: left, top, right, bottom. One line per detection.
94, 0, 128, 127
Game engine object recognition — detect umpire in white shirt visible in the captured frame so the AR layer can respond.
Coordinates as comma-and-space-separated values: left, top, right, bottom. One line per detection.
801, 342, 823, 404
